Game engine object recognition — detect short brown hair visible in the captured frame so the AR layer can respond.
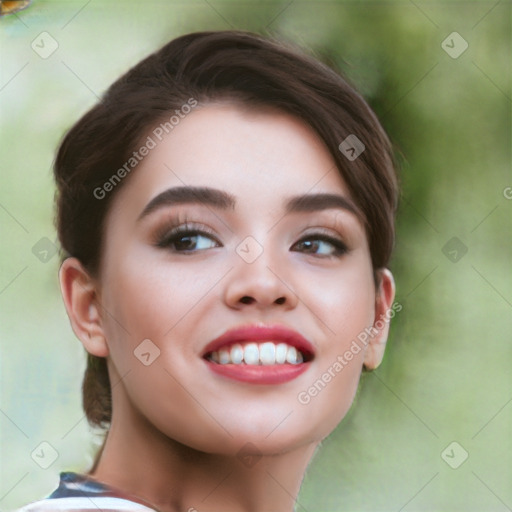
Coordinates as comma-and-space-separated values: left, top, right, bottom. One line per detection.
54, 30, 399, 436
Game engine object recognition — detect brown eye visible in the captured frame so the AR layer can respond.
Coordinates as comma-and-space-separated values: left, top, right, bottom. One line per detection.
0, 0, 32, 16
291, 234, 348, 257
157, 227, 221, 253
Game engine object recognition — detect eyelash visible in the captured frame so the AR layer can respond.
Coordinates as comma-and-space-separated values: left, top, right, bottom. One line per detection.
155, 222, 348, 257
155, 222, 221, 253
292, 233, 348, 257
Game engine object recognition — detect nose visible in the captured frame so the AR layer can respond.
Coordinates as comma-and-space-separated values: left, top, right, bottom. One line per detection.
223, 246, 299, 311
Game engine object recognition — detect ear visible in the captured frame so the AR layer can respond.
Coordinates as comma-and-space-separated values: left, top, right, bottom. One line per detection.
363, 268, 396, 370
59, 257, 109, 358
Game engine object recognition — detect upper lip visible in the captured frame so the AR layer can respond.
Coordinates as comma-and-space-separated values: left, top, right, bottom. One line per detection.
202, 323, 316, 360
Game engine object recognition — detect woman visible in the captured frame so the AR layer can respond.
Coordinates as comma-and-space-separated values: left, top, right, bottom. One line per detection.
19, 30, 398, 512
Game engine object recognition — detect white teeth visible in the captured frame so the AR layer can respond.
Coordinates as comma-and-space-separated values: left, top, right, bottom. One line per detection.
230, 344, 244, 364
209, 342, 306, 366
243, 343, 260, 365
218, 348, 230, 365
285, 347, 303, 364
286, 346, 298, 364
275, 343, 288, 364
259, 342, 276, 365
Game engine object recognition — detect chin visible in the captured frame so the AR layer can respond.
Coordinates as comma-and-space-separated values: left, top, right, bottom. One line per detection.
154, 412, 324, 459
212, 413, 333, 457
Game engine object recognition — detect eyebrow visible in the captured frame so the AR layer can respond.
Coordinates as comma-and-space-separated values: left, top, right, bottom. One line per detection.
137, 186, 360, 221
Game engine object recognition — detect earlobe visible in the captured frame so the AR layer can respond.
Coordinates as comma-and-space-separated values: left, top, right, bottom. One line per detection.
59, 257, 109, 358
363, 268, 396, 371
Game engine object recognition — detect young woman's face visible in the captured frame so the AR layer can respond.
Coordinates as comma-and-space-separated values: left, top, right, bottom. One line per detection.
95, 103, 385, 456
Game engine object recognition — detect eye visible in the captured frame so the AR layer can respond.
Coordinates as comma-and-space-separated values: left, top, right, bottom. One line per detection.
156, 224, 221, 253
291, 233, 348, 257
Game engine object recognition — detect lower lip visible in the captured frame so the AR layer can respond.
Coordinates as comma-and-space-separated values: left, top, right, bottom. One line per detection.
204, 360, 309, 384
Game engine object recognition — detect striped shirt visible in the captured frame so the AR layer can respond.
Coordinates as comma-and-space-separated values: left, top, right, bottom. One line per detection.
17, 472, 158, 511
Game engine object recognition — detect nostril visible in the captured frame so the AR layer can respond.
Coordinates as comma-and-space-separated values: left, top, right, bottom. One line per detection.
238, 296, 287, 305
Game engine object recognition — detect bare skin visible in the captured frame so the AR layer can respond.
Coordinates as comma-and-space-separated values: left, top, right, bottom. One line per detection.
59, 103, 395, 512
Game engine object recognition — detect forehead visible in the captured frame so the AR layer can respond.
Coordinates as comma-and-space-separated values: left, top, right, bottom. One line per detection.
109, 103, 351, 219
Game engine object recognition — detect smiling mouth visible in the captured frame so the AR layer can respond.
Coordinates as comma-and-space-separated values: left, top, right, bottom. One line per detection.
202, 324, 315, 384
205, 341, 312, 366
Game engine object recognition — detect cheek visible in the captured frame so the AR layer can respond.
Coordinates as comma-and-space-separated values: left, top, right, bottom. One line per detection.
102, 250, 222, 342
97, 255, 232, 441
297, 252, 376, 339
290, 255, 375, 437
98, 249, 232, 398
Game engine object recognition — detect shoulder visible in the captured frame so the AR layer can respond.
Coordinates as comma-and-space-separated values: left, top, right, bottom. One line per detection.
15, 472, 158, 512
16, 496, 156, 511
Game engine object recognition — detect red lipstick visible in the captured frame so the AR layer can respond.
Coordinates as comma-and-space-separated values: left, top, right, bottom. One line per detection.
202, 324, 314, 384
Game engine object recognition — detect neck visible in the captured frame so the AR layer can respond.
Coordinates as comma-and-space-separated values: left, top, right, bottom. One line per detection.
89, 394, 318, 512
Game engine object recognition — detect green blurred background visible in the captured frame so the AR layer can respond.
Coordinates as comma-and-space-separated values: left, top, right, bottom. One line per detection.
1, 1, 511, 510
